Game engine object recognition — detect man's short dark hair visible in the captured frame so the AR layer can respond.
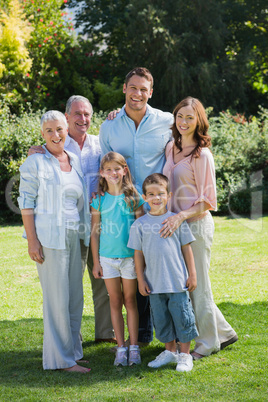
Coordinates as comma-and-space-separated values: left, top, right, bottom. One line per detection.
142, 173, 170, 194
125, 67, 154, 89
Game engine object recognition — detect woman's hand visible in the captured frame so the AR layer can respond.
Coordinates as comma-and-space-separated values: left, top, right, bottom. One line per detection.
28, 238, 44, 264
160, 212, 185, 238
92, 262, 103, 279
186, 274, 197, 292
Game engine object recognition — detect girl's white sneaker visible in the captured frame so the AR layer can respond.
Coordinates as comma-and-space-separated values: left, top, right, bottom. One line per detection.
128, 345, 141, 366
114, 346, 128, 366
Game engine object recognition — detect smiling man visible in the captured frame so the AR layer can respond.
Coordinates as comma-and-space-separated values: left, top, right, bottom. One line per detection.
63, 96, 115, 344
64, 96, 100, 199
100, 67, 173, 196
99, 67, 174, 346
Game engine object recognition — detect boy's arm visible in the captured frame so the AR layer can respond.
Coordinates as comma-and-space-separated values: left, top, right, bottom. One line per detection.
90, 207, 103, 279
134, 250, 151, 296
181, 243, 197, 292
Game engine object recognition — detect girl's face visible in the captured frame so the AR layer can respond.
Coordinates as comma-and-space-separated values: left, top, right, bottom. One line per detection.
175, 105, 198, 140
100, 161, 127, 187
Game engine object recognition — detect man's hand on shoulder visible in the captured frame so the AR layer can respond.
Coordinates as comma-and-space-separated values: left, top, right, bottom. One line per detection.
90, 191, 104, 203
107, 108, 121, 120
28, 145, 45, 156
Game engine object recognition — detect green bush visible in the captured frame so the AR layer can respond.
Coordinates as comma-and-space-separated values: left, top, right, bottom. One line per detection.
0, 100, 106, 223
93, 78, 125, 111
210, 107, 268, 215
1, 99, 267, 223
0, 101, 43, 222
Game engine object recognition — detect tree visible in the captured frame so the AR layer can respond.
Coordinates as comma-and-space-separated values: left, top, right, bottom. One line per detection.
223, 0, 268, 112
0, 0, 33, 105
0, 0, 96, 112
68, 0, 268, 114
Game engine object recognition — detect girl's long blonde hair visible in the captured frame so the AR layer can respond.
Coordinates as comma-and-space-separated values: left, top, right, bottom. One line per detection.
99, 152, 139, 211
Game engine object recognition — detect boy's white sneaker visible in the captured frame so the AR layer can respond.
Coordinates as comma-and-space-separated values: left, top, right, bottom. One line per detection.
148, 350, 178, 368
176, 353, 193, 372
114, 346, 128, 366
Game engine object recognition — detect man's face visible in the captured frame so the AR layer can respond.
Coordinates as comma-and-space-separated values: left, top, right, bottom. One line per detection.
123, 75, 153, 113
65, 101, 92, 139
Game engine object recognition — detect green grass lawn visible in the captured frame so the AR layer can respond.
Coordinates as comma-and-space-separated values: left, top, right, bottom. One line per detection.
0, 216, 267, 401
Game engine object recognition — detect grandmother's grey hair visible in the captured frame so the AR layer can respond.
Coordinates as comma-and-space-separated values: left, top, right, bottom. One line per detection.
65, 95, 93, 116
40, 110, 68, 131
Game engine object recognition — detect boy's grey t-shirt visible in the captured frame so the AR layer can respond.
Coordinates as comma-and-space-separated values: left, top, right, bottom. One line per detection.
127, 211, 195, 294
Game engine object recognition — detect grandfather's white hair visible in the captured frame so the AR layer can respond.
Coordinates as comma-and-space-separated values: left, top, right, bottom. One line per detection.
40, 110, 68, 131
65, 95, 93, 115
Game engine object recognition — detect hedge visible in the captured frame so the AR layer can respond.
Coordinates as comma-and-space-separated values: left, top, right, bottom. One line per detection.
1, 100, 267, 223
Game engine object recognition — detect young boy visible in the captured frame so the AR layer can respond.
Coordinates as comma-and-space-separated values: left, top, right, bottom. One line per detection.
127, 173, 198, 372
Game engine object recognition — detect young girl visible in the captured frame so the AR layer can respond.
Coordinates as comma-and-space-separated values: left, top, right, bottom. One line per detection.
91, 152, 144, 366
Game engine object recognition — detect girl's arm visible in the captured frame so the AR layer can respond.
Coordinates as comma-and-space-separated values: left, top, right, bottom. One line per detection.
135, 205, 144, 219
181, 243, 197, 292
90, 207, 103, 279
134, 250, 151, 296
21, 209, 44, 264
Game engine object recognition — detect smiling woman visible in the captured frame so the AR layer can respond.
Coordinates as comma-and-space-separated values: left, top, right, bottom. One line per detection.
175, 106, 198, 141
17, 110, 91, 373
40, 112, 68, 160
162, 97, 238, 360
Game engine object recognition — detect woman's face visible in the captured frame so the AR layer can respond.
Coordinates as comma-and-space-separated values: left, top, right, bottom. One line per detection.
175, 105, 198, 140
41, 119, 67, 155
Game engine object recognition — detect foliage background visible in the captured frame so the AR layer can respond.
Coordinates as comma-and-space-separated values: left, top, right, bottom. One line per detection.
0, 0, 267, 221
1, 100, 267, 222
67, 0, 268, 114
0, 0, 267, 114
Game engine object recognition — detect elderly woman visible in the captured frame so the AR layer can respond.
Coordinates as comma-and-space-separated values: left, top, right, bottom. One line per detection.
18, 111, 91, 373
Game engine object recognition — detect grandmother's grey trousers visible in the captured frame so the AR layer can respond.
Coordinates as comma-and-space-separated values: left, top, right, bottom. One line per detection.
37, 229, 83, 370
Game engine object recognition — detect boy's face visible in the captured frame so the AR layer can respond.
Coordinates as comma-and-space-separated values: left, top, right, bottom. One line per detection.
143, 183, 171, 215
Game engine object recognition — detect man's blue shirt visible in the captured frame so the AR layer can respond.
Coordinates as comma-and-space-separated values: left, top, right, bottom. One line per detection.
99, 105, 173, 193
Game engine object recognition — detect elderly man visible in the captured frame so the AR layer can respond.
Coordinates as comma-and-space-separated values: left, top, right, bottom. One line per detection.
100, 68, 174, 346
29, 95, 115, 343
